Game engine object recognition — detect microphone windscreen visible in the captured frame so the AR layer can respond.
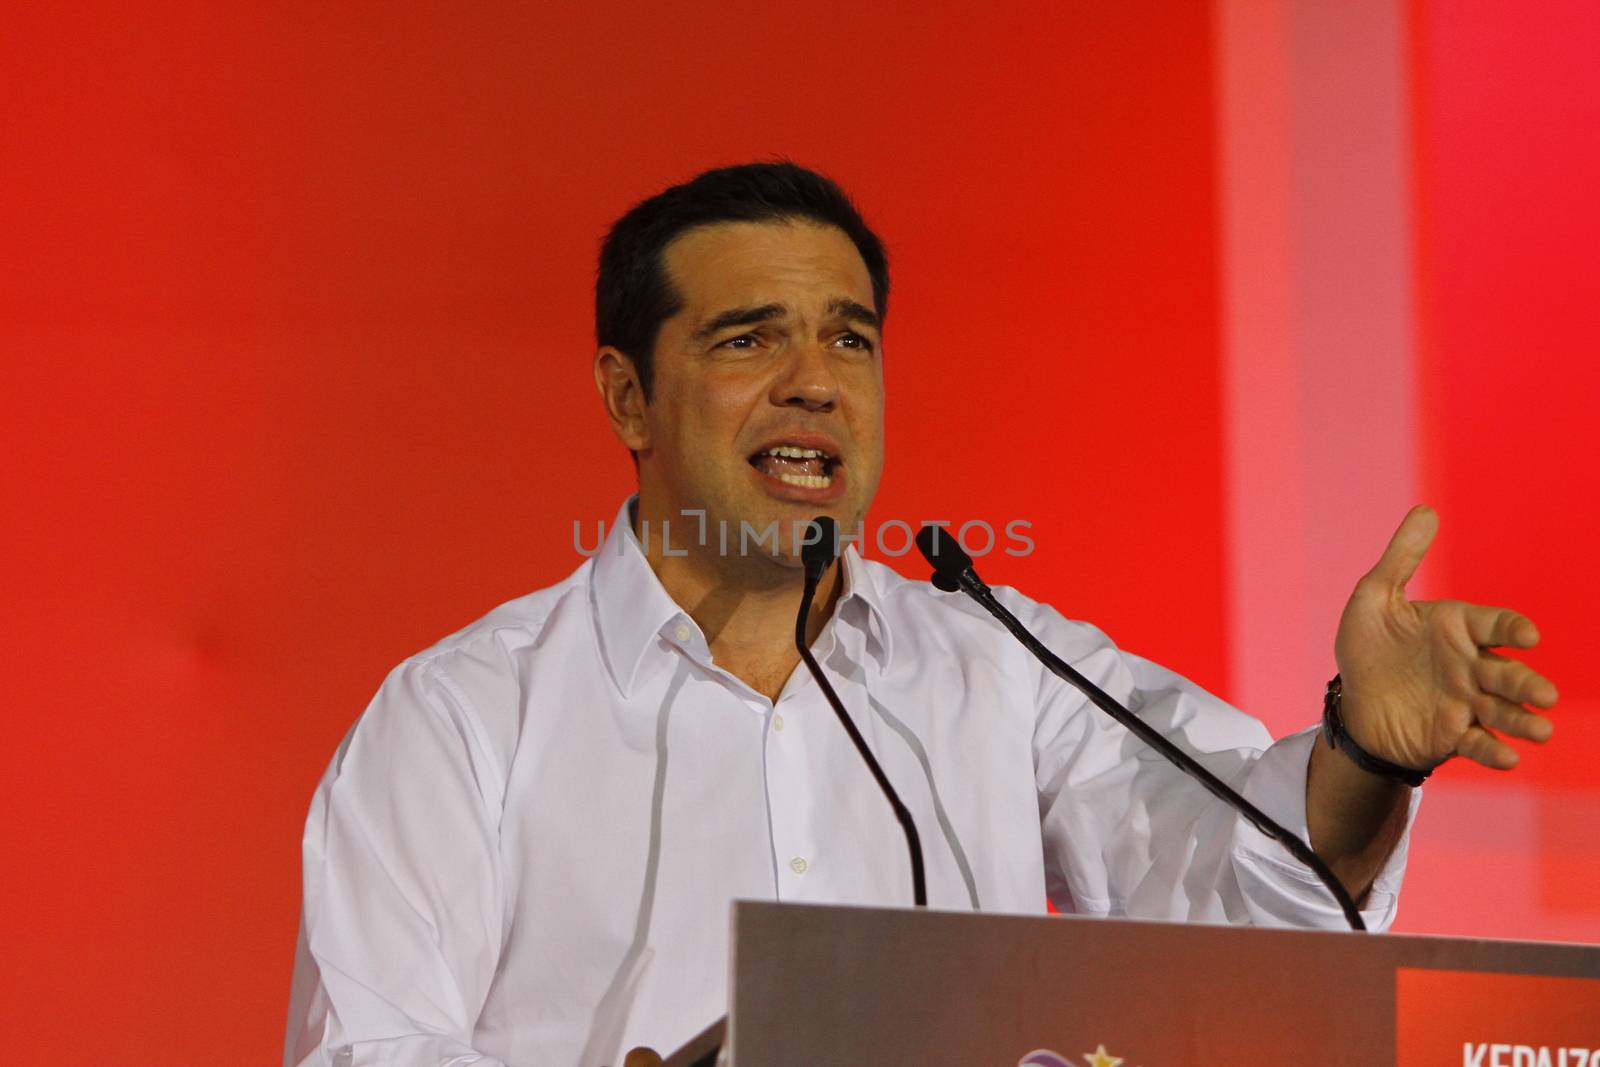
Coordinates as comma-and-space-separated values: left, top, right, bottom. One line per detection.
915, 524, 972, 577
802, 515, 840, 576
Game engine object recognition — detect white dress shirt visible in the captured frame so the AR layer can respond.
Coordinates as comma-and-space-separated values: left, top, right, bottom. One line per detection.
285, 499, 1416, 1067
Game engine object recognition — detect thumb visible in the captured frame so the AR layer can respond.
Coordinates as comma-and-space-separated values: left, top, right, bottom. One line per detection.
1365, 505, 1438, 591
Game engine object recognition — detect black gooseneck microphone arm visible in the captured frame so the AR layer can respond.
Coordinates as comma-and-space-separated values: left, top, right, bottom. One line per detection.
797, 516, 927, 908
914, 525, 1366, 932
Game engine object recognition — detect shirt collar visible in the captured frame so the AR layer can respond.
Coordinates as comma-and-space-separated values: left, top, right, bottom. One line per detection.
589, 498, 691, 699
589, 497, 895, 698
836, 537, 895, 673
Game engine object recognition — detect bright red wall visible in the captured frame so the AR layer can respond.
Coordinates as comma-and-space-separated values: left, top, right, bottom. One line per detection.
1409, 0, 1600, 787
2, 4, 1225, 1060
1401, 0, 1600, 932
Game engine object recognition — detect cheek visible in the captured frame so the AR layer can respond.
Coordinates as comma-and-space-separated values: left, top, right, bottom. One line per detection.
658, 376, 760, 460
846, 374, 886, 443
704, 367, 775, 414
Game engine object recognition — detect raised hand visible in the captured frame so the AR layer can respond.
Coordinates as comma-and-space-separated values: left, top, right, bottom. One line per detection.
1332, 506, 1558, 774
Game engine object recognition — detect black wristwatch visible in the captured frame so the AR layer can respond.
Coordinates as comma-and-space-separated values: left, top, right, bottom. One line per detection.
1321, 674, 1436, 788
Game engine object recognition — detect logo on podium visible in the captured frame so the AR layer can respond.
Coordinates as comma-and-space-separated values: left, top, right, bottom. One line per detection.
1020, 1044, 1131, 1067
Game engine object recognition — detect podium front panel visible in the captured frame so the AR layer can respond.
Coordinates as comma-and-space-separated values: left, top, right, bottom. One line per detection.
729, 902, 1600, 1066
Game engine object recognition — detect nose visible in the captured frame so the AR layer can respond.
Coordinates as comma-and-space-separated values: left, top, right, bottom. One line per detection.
770, 340, 839, 413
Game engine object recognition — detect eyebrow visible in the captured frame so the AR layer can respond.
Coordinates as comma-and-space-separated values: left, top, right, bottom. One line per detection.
690, 298, 882, 342
690, 303, 786, 341
825, 298, 881, 330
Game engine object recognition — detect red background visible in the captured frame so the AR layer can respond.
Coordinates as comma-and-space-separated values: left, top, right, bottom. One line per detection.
1396, 969, 1600, 1061
2, 2, 1595, 1061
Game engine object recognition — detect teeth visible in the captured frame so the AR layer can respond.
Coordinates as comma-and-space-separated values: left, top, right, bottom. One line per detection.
765, 445, 827, 459
775, 472, 832, 488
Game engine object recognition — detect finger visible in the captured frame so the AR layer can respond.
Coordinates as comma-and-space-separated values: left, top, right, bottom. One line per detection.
1464, 605, 1540, 649
1474, 652, 1559, 708
1455, 723, 1519, 770
1364, 505, 1439, 591
1473, 693, 1555, 743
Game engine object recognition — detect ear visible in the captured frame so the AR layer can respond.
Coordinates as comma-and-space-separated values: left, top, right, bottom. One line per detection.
594, 346, 649, 451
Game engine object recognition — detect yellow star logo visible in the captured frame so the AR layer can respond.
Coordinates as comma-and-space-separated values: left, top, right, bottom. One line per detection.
1082, 1046, 1124, 1067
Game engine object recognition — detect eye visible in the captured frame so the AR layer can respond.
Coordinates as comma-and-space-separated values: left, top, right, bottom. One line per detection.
718, 333, 759, 350
834, 331, 875, 352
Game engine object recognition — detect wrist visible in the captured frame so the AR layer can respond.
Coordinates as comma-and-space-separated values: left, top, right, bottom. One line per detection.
1321, 675, 1436, 788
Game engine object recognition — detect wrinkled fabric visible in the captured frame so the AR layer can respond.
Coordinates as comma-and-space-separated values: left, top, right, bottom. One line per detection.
286, 499, 1415, 1067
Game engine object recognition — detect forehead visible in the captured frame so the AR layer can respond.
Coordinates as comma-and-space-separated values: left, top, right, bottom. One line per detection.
660, 220, 874, 313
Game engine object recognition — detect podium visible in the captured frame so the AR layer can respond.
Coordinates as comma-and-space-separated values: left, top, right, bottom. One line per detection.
665, 902, 1600, 1066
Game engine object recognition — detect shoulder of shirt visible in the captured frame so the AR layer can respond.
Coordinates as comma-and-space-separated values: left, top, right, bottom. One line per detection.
853, 555, 1116, 655
324, 564, 596, 798
397, 558, 594, 678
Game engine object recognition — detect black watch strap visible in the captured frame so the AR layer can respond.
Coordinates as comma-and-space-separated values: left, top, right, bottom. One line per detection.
1321, 674, 1435, 788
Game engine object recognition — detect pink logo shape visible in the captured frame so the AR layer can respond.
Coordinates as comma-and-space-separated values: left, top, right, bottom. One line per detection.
1018, 1053, 1073, 1067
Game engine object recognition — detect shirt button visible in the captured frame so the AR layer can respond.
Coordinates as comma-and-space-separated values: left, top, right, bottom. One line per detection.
789, 857, 808, 875
673, 622, 692, 642
772, 714, 785, 732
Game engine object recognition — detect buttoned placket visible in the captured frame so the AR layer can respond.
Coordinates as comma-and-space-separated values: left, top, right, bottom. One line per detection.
656, 604, 869, 903
764, 625, 838, 900
767, 607, 886, 903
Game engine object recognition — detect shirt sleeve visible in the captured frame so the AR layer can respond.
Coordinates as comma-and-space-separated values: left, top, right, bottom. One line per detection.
1018, 596, 1418, 930
286, 658, 510, 1067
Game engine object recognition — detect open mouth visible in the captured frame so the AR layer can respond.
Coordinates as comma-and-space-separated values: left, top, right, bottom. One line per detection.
748, 444, 839, 489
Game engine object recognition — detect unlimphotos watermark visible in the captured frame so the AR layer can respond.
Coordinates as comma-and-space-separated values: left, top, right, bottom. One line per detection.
572, 511, 1034, 560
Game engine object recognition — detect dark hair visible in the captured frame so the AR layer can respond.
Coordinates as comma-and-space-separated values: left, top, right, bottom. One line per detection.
596, 161, 890, 397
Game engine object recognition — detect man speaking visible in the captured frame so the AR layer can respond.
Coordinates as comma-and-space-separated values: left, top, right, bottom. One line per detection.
284, 162, 1559, 1066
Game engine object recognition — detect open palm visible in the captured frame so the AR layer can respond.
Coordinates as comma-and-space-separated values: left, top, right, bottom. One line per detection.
1333, 506, 1558, 773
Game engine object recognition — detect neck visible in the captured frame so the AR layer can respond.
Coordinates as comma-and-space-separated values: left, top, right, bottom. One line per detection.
631, 502, 844, 700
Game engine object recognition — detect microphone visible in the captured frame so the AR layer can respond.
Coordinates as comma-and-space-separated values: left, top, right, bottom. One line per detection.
914, 524, 1367, 932
797, 516, 927, 908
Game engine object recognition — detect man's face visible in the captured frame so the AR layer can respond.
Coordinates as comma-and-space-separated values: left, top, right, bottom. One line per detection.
632, 219, 885, 567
